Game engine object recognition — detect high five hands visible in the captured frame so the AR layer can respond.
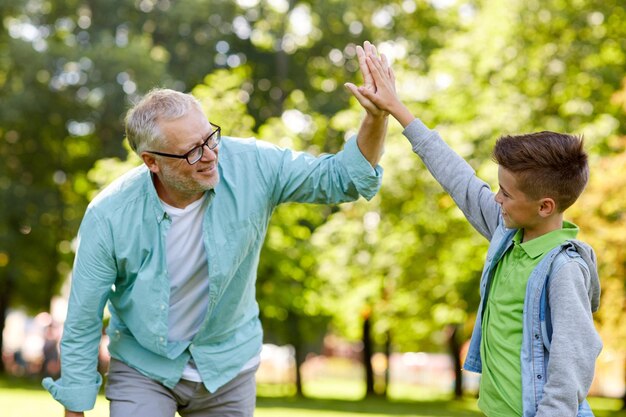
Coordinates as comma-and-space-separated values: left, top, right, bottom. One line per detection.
345, 41, 415, 128
344, 41, 395, 117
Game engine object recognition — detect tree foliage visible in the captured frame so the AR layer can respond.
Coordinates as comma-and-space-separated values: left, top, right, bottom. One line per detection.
1, 0, 625, 393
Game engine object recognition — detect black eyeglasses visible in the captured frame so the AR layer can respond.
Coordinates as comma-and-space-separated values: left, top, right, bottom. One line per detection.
147, 123, 221, 165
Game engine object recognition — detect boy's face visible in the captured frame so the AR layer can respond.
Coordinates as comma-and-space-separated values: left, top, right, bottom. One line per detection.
494, 166, 542, 230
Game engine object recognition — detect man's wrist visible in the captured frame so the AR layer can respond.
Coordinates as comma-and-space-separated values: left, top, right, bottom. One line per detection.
364, 110, 389, 121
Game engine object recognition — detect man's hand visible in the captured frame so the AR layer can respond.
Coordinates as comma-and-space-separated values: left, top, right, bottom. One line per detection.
358, 52, 398, 113
344, 41, 388, 118
357, 47, 415, 128
65, 410, 85, 417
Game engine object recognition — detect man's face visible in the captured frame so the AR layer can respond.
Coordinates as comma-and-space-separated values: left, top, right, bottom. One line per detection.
494, 166, 541, 230
150, 107, 220, 201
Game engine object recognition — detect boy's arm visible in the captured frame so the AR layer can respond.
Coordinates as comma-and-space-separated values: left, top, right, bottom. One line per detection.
402, 120, 500, 239
353, 49, 501, 239
537, 261, 602, 416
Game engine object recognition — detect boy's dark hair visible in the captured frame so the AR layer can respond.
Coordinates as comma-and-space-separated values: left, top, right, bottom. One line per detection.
493, 131, 588, 212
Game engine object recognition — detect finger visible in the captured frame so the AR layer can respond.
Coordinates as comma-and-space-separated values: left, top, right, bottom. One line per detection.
381, 53, 389, 73
346, 83, 380, 113
366, 50, 387, 78
344, 82, 357, 95
364, 40, 372, 56
357, 85, 377, 101
366, 55, 387, 82
380, 54, 395, 86
369, 42, 379, 58
345, 82, 370, 102
356, 45, 364, 61
356, 45, 373, 87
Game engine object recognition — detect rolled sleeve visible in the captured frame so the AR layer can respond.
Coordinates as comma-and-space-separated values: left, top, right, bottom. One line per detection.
42, 373, 102, 412
42, 207, 115, 412
338, 135, 383, 201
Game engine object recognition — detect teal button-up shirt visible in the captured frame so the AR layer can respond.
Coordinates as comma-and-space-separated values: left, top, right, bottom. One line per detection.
43, 135, 382, 411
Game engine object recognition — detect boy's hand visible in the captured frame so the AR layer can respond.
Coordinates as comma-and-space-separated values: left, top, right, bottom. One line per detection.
65, 410, 84, 417
359, 50, 415, 128
345, 41, 387, 118
359, 53, 398, 113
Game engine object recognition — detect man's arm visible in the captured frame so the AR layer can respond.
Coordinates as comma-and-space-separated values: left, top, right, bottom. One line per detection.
42, 208, 114, 414
252, 41, 387, 205
356, 112, 387, 167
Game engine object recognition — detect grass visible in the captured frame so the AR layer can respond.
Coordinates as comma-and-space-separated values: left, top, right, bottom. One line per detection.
2, 375, 624, 417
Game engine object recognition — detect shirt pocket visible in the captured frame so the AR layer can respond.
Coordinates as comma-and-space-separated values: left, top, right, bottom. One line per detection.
224, 216, 262, 265
210, 213, 264, 286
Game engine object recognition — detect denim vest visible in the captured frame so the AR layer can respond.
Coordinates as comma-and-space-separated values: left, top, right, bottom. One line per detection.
463, 221, 594, 417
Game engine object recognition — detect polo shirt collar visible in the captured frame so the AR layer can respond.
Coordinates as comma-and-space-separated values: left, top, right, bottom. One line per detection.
515, 221, 579, 259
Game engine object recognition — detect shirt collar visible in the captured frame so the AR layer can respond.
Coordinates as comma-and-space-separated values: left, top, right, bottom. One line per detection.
145, 169, 215, 223
515, 221, 579, 259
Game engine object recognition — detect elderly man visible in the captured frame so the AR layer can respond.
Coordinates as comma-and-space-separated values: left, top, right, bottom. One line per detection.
43, 42, 387, 417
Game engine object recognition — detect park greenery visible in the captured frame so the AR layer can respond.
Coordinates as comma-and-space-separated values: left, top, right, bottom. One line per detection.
2, 375, 626, 417
1, 0, 625, 403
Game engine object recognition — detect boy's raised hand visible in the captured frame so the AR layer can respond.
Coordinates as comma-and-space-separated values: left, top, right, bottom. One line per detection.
345, 41, 387, 118
359, 53, 398, 114
359, 50, 415, 128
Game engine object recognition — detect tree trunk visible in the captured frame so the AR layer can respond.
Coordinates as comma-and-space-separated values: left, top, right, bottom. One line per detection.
288, 312, 305, 397
0, 269, 15, 374
622, 356, 626, 410
273, 0, 296, 115
383, 330, 392, 397
446, 324, 463, 399
362, 310, 375, 396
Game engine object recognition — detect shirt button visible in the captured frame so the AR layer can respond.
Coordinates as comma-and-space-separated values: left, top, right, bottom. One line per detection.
537, 375, 542, 380
534, 334, 540, 340
161, 304, 166, 311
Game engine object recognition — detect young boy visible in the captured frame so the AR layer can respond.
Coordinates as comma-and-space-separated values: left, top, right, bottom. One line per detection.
347, 49, 602, 416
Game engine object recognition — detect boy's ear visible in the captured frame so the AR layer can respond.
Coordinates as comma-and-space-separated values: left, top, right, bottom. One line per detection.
538, 197, 557, 217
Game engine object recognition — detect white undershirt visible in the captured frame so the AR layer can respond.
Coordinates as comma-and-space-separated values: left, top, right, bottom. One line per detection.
161, 195, 259, 382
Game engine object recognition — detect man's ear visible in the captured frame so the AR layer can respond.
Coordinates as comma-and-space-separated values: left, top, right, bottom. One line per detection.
538, 197, 557, 218
141, 152, 160, 174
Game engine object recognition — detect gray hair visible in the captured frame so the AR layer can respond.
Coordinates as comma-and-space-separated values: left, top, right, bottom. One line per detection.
125, 88, 203, 154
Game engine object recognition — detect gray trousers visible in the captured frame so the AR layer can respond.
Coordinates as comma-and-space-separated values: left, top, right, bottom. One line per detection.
105, 358, 257, 417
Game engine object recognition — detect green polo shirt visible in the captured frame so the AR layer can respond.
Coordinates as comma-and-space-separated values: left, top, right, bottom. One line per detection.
478, 222, 579, 417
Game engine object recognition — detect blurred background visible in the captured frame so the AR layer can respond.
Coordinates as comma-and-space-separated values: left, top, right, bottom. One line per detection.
1, 0, 625, 414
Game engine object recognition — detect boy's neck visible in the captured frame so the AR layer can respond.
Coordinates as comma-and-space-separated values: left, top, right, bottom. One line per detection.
521, 213, 564, 243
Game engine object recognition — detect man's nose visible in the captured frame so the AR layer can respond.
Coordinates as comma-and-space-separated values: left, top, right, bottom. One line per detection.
200, 145, 218, 161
